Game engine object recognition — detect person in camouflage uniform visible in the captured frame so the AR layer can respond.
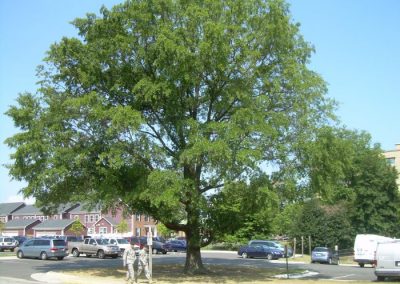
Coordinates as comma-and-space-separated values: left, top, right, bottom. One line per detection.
123, 241, 139, 284
137, 244, 151, 283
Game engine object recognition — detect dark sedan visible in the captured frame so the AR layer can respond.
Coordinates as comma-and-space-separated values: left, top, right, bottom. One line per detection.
238, 244, 284, 260
164, 240, 187, 252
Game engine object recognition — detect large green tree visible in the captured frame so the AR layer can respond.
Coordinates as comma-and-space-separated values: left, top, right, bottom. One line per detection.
292, 128, 399, 243
5, 0, 333, 273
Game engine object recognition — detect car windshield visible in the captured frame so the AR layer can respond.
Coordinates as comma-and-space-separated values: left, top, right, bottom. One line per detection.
5, 238, 14, 242
117, 238, 129, 244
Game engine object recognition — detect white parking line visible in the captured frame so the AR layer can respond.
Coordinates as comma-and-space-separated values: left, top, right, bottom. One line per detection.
332, 274, 356, 279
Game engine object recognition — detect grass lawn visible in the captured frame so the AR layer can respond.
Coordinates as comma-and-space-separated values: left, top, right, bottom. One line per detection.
59, 264, 371, 284
0, 251, 16, 257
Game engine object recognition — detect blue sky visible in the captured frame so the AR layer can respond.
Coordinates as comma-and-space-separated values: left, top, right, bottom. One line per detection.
1, 0, 399, 204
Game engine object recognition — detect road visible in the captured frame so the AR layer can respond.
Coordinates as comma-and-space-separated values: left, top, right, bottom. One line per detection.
0, 251, 377, 283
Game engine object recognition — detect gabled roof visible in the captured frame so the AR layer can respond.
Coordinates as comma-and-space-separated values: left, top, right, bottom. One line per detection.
33, 219, 84, 230
0, 202, 25, 216
69, 203, 102, 214
96, 216, 118, 226
4, 219, 41, 229
12, 204, 44, 215
12, 203, 79, 216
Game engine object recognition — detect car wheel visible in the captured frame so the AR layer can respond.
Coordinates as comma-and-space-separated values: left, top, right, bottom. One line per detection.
97, 250, 105, 259
40, 252, 48, 260
57, 257, 64, 260
242, 252, 248, 259
17, 250, 24, 259
377, 276, 385, 282
266, 253, 273, 260
152, 248, 158, 255
72, 249, 80, 257
359, 263, 364, 268
162, 251, 167, 255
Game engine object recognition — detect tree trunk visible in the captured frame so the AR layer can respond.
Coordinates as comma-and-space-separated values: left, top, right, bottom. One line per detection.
184, 230, 207, 274
183, 204, 207, 274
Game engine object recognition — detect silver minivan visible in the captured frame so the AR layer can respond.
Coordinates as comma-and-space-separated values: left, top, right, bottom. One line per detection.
16, 238, 68, 260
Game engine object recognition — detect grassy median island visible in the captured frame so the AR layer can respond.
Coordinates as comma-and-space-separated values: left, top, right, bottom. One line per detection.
61, 264, 304, 283
59, 264, 369, 284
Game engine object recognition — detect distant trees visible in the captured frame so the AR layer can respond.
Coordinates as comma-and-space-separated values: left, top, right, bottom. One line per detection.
116, 220, 129, 234
276, 129, 400, 248
219, 128, 399, 250
69, 220, 85, 236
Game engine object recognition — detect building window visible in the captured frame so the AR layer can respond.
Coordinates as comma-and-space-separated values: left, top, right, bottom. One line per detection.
99, 227, 107, 234
90, 215, 94, 223
88, 227, 94, 234
135, 228, 141, 236
387, 157, 395, 166
53, 215, 58, 220
135, 214, 141, 221
85, 215, 89, 223
74, 215, 80, 220
144, 215, 150, 222
95, 214, 100, 222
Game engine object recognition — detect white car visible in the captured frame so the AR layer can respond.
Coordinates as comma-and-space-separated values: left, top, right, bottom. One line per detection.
0, 237, 18, 252
105, 238, 131, 255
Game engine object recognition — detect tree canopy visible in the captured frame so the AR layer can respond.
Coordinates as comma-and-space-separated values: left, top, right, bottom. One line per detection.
5, 0, 335, 273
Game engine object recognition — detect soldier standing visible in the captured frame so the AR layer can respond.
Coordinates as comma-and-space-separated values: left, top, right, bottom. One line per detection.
137, 244, 151, 283
123, 241, 139, 284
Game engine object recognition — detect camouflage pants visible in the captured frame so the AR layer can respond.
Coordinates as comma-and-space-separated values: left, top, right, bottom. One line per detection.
137, 260, 151, 280
126, 263, 136, 283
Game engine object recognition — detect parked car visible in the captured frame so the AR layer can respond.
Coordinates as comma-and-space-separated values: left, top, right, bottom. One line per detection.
16, 238, 68, 260
354, 234, 393, 268
105, 237, 131, 256
164, 240, 187, 252
124, 236, 144, 249
13, 236, 28, 247
139, 236, 167, 254
311, 247, 339, 264
248, 240, 293, 257
69, 237, 119, 259
55, 235, 83, 247
0, 236, 18, 252
238, 244, 284, 260
375, 240, 400, 281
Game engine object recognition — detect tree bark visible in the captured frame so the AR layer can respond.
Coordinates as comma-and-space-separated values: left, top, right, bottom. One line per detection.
184, 225, 207, 274
183, 200, 207, 274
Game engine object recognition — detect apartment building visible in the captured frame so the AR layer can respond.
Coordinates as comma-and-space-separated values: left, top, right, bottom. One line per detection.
0, 202, 25, 223
69, 203, 157, 236
383, 143, 400, 186
0, 202, 157, 237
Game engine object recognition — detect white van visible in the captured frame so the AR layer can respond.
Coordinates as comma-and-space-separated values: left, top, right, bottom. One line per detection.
354, 234, 393, 267
375, 240, 400, 281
